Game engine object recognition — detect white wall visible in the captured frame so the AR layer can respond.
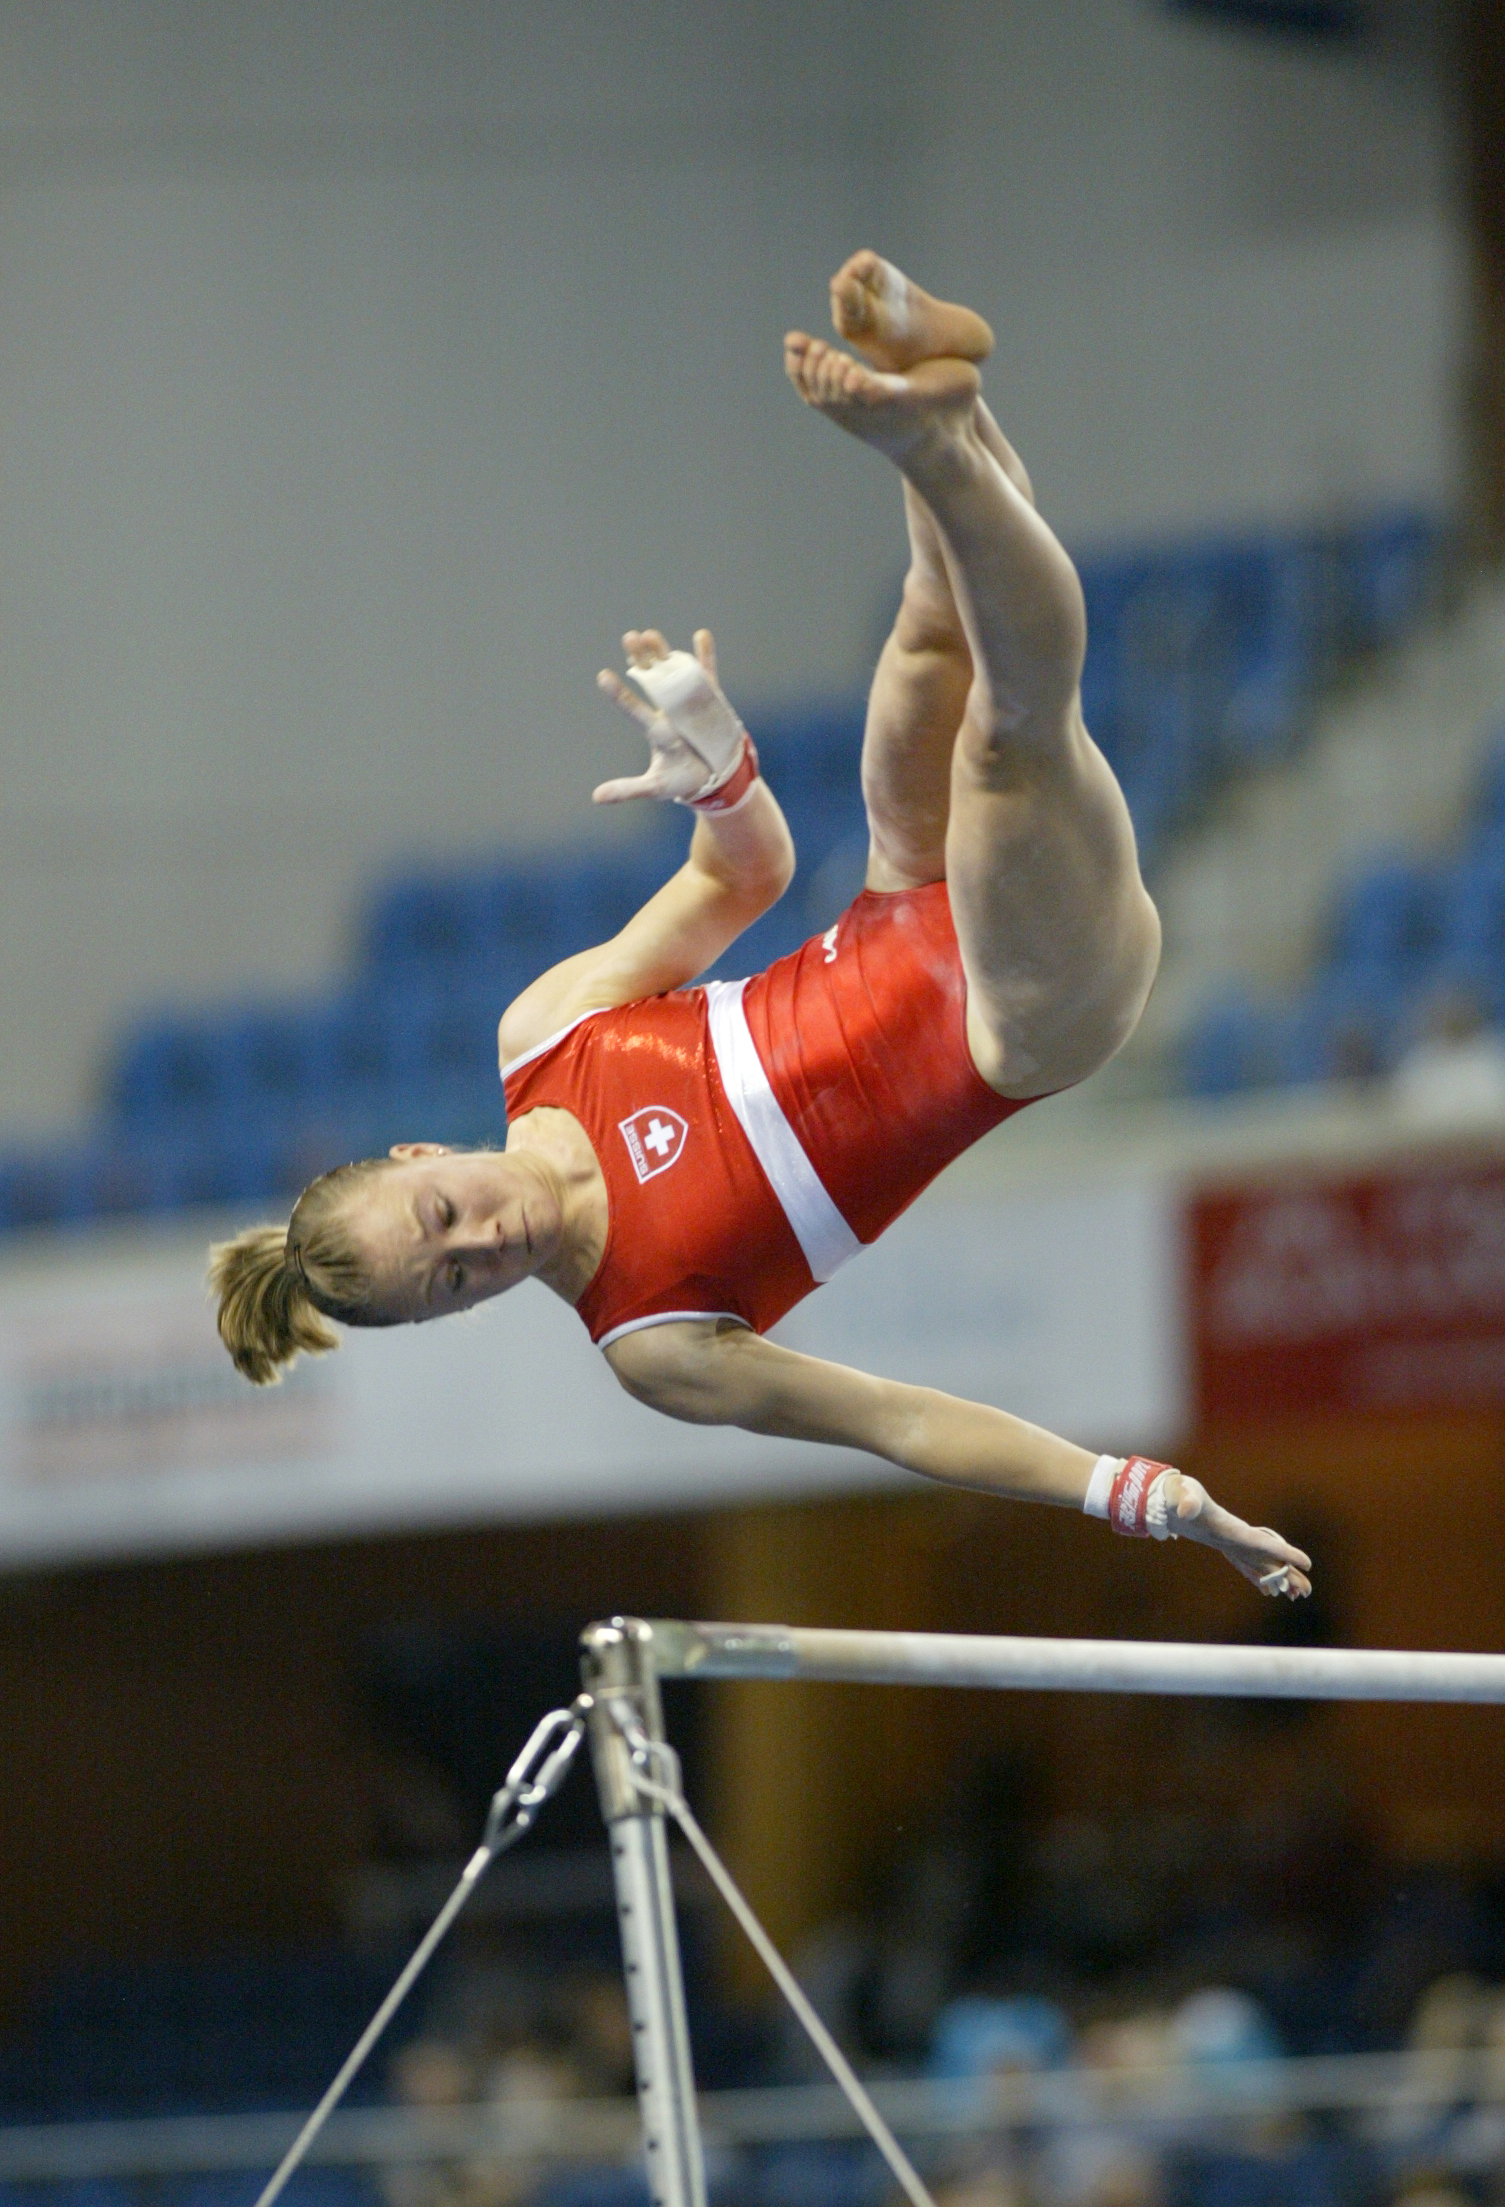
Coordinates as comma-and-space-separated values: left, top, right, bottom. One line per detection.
897, 0, 1460, 540
0, 0, 1464, 1134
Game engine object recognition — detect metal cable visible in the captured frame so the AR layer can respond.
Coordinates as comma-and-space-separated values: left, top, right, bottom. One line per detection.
251, 1703, 589, 2207
611, 1705, 938, 2207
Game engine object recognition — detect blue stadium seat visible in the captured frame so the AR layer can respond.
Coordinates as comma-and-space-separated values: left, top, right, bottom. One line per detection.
323, 989, 511, 1130
167, 2181, 264, 2207
107, 1012, 240, 1128
1469, 734, 1505, 835
363, 852, 662, 984
746, 2142, 888, 2207
1284, 968, 1402, 1084
756, 706, 865, 865
158, 1132, 285, 1211
220, 1003, 340, 1114
1221, 535, 1320, 763
474, 863, 580, 964
552, 848, 667, 948
0, 1149, 106, 1231
533, 2173, 651, 2207
1327, 856, 1444, 978
361, 873, 493, 974
1349, 509, 1441, 645
48, 2184, 138, 2207
1182, 992, 1289, 1097
405, 980, 509, 1085
325, 987, 412, 1094
1442, 847, 1505, 989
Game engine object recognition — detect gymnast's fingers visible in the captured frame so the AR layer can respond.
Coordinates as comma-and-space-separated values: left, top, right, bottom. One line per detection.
1164, 1478, 1311, 1598
1223, 1520, 1312, 1599
597, 668, 658, 728
1252, 1550, 1312, 1599
693, 628, 718, 682
592, 770, 658, 805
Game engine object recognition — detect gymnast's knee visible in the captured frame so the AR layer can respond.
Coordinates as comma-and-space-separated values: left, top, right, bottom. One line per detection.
953, 682, 1085, 784
892, 567, 968, 660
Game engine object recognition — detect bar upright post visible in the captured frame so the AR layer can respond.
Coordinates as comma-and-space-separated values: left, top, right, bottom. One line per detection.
581, 1618, 707, 2207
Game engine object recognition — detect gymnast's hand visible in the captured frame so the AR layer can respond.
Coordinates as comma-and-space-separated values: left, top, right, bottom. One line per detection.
594, 628, 736, 805
1156, 1472, 1312, 1600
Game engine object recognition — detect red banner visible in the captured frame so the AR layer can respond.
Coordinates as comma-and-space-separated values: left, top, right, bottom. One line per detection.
1192, 1161, 1505, 1422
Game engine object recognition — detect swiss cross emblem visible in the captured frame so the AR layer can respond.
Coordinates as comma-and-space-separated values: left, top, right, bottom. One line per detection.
618, 1106, 688, 1184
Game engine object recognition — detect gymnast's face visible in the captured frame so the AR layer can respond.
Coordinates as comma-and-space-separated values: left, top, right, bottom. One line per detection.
344, 1143, 552, 1323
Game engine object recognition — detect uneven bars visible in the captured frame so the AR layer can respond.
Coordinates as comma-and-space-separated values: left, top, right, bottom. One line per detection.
643, 1623, 1505, 1703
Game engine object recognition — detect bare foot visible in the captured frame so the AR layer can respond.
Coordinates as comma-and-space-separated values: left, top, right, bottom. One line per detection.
829, 251, 993, 374
783, 333, 981, 462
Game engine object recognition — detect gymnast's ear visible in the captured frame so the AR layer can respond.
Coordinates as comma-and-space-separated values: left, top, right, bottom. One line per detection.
388, 1141, 452, 1161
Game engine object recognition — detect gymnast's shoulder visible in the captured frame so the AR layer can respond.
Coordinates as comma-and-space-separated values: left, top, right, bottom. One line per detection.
496, 955, 623, 1073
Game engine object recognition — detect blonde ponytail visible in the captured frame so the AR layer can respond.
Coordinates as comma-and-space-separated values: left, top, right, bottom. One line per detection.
209, 1223, 340, 1385
209, 1155, 398, 1384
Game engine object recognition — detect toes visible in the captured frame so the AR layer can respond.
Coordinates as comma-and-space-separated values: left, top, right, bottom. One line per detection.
811, 343, 858, 403
833, 248, 883, 300
784, 331, 820, 397
829, 273, 872, 339
788, 335, 846, 406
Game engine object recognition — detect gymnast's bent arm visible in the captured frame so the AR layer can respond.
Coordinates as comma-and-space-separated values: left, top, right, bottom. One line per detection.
498, 628, 793, 1063
604, 1320, 1313, 1599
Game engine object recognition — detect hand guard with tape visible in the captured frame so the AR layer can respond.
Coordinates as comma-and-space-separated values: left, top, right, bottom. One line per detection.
629, 650, 759, 813
594, 644, 760, 813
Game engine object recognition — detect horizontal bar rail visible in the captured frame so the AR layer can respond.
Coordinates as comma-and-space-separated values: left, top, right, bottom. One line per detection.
6, 2053, 1505, 2181
644, 1622, 1505, 1702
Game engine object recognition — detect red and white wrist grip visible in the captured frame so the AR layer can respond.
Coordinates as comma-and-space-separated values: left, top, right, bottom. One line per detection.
1084, 1454, 1176, 1539
684, 734, 760, 815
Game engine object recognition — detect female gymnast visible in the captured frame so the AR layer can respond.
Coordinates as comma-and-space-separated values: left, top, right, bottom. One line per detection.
211, 252, 1311, 1601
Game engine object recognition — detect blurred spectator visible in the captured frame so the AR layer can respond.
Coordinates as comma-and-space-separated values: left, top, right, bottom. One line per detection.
1374, 1972, 1502, 2162
929, 2169, 1027, 2207
930, 1995, 1073, 2082
1390, 991, 1505, 1126
1077, 2010, 1176, 2078
382, 1965, 634, 2207
1038, 2127, 1166, 2207
1169, 1988, 1282, 2076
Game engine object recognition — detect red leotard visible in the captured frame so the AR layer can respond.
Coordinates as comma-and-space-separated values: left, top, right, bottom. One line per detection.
500, 881, 1036, 1347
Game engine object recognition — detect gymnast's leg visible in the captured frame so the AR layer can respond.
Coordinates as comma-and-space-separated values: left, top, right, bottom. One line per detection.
786, 255, 1160, 1098
834, 254, 1036, 894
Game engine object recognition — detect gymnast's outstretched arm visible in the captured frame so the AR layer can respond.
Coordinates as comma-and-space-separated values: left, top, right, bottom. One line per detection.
498, 629, 794, 1065
605, 1320, 1312, 1600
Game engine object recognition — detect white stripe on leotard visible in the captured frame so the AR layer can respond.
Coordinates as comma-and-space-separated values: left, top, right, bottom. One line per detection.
703, 978, 862, 1285
596, 1309, 752, 1351
500, 1007, 608, 1081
